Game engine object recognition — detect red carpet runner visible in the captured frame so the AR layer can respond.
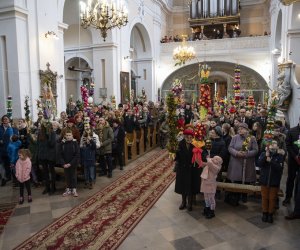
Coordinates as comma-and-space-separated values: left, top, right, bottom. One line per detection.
15, 150, 175, 250
0, 202, 16, 235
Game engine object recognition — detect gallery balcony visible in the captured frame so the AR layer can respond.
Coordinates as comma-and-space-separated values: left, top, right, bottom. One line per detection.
160, 36, 270, 60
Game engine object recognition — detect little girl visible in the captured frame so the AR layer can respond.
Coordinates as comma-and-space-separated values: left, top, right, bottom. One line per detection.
201, 156, 223, 219
15, 149, 32, 204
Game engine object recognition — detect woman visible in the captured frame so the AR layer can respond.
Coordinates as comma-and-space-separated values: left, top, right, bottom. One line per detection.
112, 119, 125, 170
175, 129, 200, 211
37, 122, 57, 195
252, 121, 263, 166
227, 123, 258, 205
222, 123, 234, 172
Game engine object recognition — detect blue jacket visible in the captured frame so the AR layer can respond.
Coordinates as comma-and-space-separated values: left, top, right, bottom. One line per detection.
7, 140, 22, 165
0, 125, 14, 161
81, 139, 96, 166
258, 151, 284, 187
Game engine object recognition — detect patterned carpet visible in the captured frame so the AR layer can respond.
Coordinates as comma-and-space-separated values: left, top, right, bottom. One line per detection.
0, 202, 16, 236
14, 150, 175, 250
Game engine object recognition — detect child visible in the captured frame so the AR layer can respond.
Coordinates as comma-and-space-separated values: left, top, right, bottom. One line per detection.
59, 131, 80, 197
80, 127, 100, 189
7, 134, 22, 187
201, 156, 223, 219
15, 149, 32, 204
258, 140, 285, 223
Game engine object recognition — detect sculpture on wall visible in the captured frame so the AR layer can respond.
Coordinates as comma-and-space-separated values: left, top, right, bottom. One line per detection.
39, 63, 58, 120
279, 0, 300, 5
276, 61, 293, 111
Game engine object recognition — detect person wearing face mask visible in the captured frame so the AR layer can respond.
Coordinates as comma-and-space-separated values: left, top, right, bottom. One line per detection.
226, 123, 258, 206
258, 140, 285, 223
174, 129, 200, 211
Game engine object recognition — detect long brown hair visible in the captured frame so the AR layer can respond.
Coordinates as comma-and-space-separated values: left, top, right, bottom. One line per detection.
252, 122, 262, 141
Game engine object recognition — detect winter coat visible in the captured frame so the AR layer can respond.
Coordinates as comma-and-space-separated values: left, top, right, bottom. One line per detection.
202, 137, 226, 162
99, 122, 114, 155
112, 125, 125, 152
7, 140, 22, 165
200, 158, 222, 193
28, 134, 38, 165
123, 115, 138, 133
15, 157, 32, 183
37, 131, 56, 163
258, 151, 284, 187
227, 134, 258, 183
175, 139, 200, 195
59, 139, 80, 167
80, 133, 100, 166
286, 125, 300, 160
18, 127, 29, 149
0, 125, 13, 161
184, 109, 194, 125
222, 134, 232, 168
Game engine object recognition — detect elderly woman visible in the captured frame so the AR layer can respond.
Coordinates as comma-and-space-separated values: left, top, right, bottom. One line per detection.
175, 129, 200, 211
226, 123, 258, 205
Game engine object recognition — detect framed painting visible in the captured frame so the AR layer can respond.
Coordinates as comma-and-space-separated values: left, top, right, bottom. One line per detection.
120, 71, 130, 103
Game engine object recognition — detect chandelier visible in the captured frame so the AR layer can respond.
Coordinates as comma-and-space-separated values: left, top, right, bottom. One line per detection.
80, 0, 128, 41
173, 35, 195, 66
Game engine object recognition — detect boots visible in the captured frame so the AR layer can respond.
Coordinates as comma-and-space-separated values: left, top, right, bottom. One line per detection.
267, 213, 273, 223
187, 195, 193, 211
206, 208, 215, 219
49, 181, 56, 195
262, 212, 268, 222
202, 207, 210, 216
179, 195, 187, 210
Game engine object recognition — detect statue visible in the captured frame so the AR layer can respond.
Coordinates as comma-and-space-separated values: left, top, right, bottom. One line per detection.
276, 62, 292, 111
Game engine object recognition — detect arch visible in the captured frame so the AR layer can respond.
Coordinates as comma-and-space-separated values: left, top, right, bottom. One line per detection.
161, 61, 269, 102
129, 20, 153, 58
57, 0, 66, 23
65, 55, 93, 69
274, 10, 282, 50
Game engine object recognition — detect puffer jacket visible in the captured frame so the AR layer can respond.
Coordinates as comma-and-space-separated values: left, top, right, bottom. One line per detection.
98, 122, 114, 155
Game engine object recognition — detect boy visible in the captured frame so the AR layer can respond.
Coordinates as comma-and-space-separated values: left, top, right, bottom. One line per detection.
59, 131, 80, 197
258, 140, 285, 223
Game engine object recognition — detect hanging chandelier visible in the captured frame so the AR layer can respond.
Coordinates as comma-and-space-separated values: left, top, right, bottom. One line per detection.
173, 35, 195, 66
80, 0, 128, 42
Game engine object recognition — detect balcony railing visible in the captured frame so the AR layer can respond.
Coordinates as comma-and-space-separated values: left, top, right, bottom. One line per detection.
160, 36, 270, 56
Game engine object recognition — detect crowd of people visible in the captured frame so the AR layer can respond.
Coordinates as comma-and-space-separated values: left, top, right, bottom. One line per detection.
173, 101, 300, 223
0, 100, 166, 204
0, 98, 300, 224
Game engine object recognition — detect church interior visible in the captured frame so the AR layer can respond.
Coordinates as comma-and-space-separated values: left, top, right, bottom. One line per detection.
1, 0, 300, 249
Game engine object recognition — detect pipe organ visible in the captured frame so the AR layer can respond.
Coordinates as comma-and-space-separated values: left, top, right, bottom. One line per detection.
189, 0, 239, 19
189, 0, 240, 39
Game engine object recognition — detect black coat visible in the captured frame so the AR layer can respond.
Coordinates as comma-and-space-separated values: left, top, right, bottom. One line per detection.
202, 137, 227, 161
258, 152, 284, 187
37, 131, 56, 163
286, 125, 300, 159
113, 125, 125, 152
124, 115, 136, 133
175, 139, 200, 195
59, 140, 80, 167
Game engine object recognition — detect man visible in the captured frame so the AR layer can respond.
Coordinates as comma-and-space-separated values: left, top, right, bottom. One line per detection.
255, 109, 268, 132
239, 108, 253, 129
285, 172, 300, 220
283, 117, 300, 206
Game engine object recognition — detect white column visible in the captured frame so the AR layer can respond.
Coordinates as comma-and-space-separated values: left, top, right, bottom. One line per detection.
210, 1, 217, 17
0, 36, 8, 113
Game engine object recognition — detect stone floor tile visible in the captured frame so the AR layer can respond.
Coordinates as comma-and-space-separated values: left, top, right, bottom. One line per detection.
211, 225, 244, 241
50, 199, 74, 209
158, 227, 188, 242
247, 215, 274, 229
51, 207, 72, 219
170, 236, 203, 250
7, 214, 30, 226
12, 206, 30, 217
29, 211, 53, 224
191, 230, 224, 248
30, 202, 51, 214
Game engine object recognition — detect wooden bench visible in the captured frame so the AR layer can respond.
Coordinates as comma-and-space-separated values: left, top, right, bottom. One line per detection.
217, 182, 284, 197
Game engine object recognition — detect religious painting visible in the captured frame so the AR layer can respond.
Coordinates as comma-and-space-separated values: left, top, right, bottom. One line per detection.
120, 71, 130, 103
